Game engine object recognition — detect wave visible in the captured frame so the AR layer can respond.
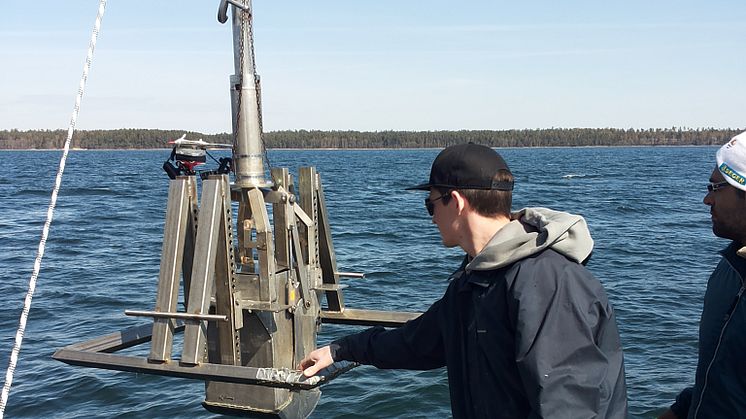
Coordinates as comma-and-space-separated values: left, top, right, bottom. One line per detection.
62, 186, 123, 197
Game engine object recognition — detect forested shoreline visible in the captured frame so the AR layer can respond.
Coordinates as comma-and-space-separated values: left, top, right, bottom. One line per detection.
0, 127, 740, 150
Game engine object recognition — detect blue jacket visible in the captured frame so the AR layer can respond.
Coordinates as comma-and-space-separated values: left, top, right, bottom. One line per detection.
671, 241, 746, 418
332, 208, 628, 418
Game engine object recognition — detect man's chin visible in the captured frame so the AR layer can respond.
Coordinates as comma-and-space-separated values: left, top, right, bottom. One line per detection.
441, 240, 458, 248
712, 225, 735, 241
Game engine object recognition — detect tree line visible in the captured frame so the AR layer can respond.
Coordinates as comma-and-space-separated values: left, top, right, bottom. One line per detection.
0, 127, 741, 150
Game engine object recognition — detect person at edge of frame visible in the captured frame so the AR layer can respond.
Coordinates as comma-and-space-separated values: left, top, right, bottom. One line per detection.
658, 131, 746, 419
299, 143, 628, 418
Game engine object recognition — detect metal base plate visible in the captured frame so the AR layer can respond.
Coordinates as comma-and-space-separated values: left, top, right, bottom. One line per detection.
52, 323, 356, 390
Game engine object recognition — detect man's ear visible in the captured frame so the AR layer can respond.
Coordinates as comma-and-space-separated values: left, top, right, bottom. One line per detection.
451, 190, 468, 214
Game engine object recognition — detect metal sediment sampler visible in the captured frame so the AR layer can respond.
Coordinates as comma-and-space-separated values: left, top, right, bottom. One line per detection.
53, 1, 421, 417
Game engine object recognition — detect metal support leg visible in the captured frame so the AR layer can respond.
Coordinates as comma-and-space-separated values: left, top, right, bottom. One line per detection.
150, 177, 194, 362
182, 176, 229, 365
315, 172, 345, 311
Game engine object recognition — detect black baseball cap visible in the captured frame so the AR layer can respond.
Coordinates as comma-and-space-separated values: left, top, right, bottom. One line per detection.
407, 143, 513, 191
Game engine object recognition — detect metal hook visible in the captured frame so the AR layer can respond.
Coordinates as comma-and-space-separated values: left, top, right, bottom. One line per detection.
217, 0, 250, 24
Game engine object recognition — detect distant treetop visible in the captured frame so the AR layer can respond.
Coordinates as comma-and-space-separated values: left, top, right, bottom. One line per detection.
0, 127, 740, 150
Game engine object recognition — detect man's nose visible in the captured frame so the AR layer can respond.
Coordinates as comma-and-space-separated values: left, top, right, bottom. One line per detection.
703, 192, 713, 206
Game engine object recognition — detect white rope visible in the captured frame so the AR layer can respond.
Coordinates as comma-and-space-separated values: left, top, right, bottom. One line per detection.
0, 1, 108, 416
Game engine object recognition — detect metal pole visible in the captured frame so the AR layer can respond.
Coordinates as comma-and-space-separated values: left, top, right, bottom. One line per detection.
230, 0, 268, 187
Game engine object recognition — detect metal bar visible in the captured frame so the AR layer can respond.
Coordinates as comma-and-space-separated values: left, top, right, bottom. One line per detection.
319, 309, 421, 328
182, 178, 224, 365
182, 176, 199, 303
226, 0, 249, 11
234, 297, 292, 313
230, 0, 267, 188
335, 271, 365, 279
149, 178, 191, 362
297, 167, 315, 269
293, 203, 313, 228
293, 310, 305, 368
271, 168, 290, 271
316, 174, 345, 311
237, 189, 255, 271
53, 349, 355, 391
212, 175, 241, 366
313, 284, 348, 292
290, 224, 312, 309
126, 310, 228, 322
247, 187, 276, 302
61, 323, 163, 353
262, 189, 290, 205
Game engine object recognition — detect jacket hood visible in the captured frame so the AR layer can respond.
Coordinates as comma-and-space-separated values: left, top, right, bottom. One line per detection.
466, 207, 594, 272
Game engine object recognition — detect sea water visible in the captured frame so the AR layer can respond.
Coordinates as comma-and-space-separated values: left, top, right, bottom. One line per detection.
0, 147, 721, 418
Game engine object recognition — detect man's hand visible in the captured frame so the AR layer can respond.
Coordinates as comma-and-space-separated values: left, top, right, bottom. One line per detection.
298, 345, 334, 377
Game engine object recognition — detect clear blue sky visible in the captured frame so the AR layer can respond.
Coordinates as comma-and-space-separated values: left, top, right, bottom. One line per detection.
1, 0, 744, 133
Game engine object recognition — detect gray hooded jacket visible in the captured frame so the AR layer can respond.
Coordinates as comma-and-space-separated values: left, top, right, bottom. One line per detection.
466, 207, 595, 271
333, 207, 628, 418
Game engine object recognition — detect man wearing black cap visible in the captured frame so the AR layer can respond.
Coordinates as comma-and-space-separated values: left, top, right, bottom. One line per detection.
300, 143, 628, 418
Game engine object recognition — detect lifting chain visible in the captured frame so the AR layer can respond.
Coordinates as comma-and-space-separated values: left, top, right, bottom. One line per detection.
233, 7, 245, 168
247, 8, 272, 172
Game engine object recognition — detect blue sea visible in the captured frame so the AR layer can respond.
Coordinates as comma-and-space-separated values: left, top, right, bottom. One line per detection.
0, 147, 723, 418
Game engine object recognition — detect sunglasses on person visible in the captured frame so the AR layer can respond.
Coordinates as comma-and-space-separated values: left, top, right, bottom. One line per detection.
707, 181, 730, 192
425, 192, 451, 216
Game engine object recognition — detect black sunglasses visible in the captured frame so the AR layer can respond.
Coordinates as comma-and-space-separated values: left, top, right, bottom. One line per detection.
425, 192, 451, 216
707, 181, 729, 192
